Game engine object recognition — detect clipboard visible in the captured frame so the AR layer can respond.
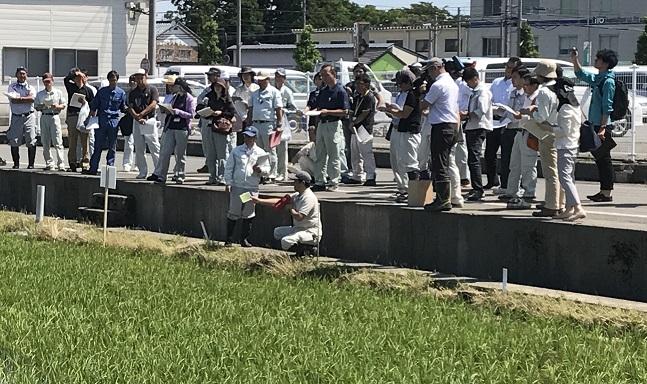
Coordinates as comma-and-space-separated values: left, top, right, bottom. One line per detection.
70, 93, 86, 108
197, 107, 215, 117
136, 117, 158, 136
522, 119, 554, 141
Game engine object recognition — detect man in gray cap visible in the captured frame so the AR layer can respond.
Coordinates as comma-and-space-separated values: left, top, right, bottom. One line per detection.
253, 170, 322, 256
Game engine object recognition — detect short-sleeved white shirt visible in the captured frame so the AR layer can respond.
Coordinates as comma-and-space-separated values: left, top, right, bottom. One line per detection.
291, 188, 321, 235
424, 73, 459, 125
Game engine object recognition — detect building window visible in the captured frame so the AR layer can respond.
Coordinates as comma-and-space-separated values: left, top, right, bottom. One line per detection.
387, 40, 403, 47
445, 39, 462, 52
482, 38, 502, 56
600, 0, 614, 13
523, 0, 540, 13
484, 0, 502, 16
53, 49, 98, 77
330, 40, 346, 44
415, 39, 430, 53
2, 47, 49, 80
599, 35, 619, 51
558, 35, 578, 55
560, 0, 578, 15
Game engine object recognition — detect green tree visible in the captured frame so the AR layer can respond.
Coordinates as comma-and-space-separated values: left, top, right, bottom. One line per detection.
635, 18, 647, 65
389, 2, 451, 26
293, 24, 322, 72
171, 0, 221, 63
518, 21, 539, 58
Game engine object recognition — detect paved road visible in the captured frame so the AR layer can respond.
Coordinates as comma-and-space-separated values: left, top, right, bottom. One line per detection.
2, 145, 645, 229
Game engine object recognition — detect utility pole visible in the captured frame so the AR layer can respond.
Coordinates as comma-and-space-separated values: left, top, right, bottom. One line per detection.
457, 7, 461, 56
504, 0, 510, 57
427, 24, 432, 58
148, 0, 156, 75
433, 14, 438, 57
303, 0, 307, 29
517, 0, 523, 56
237, 0, 242, 66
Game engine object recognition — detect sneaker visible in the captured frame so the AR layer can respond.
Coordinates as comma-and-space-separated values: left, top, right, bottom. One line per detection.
532, 208, 560, 218
175, 178, 185, 185
146, 174, 160, 182
363, 179, 377, 186
587, 192, 613, 202
197, 165, 209, 174
171, 175, 179, 182
27, 165, 34, 170
240, 239, 252, 248
388, 192, 401, 201
123, 164, 132, 172
343, 178, 362, 185
12, 165, 19, 169
0, 158, 6, 166
451, 199, 464, 208
483, 181, 500, 190
58, 167, 67, 172
395, 193, 408, 203
465, 191, 483, 202
81, 169, 98, 176
492, 187, 507, 195
326, 184, 339, 192
275, 176, 285, 182
311, 184, 326, 192
506, 197, 532, 210
498, 194, 515, 202
136, 174, 147, 180
44, 165, 53, 171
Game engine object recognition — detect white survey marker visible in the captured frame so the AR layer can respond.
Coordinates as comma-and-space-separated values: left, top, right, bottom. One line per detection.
100, 166, 117, 190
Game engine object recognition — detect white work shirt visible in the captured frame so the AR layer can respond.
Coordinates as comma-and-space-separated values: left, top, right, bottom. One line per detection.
7, 81, 35, 114
250, 84, 283, 122
290, 188, 321, 236
277, 84, 296, 111
506, 88, 530, 129
224, 143, 271, 190
34, 87, 66, 114
490, 76, 513, 128
233, 83, 259, 105
532, 81, 559, 126
464, 83, 493, 132
424, 72, 459, 125
456, 78, 472, 112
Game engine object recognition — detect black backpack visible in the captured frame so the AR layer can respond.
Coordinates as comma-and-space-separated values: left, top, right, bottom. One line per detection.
598, 76, 629, 121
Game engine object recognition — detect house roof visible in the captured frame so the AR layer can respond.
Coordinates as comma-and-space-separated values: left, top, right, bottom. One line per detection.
226, 43, 393, 50
368, 44, 428, 67
156, 20, 202, 44
292, 24, 456, 34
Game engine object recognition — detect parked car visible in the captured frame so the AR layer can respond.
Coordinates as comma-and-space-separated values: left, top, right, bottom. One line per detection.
460, 57, 647, 137
163, 65, 242, 90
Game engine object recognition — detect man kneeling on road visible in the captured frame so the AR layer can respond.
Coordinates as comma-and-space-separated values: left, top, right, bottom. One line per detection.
253, 171, 322, 256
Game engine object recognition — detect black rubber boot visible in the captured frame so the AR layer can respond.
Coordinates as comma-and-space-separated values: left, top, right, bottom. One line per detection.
10, 147, 19, 168
240, 219, 253, 247
224, 219, 237, 246
27, 146, 36, 169
424, 181, 452, 212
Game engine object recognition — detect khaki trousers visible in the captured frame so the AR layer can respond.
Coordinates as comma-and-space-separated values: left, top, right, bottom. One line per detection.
538, 136, 565, 210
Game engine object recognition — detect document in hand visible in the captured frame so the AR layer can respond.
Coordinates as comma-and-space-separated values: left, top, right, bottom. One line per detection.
70, 93, 86, 108
255, 153, 270, 168
269, 130, 282, 148
355, 126, 373, 143
239, 192, 253, 203
273, 194, 293, 210
196, 107, 215, 117
492, 103, 516, 115
85, 116, 100, 130
3, 91, 20, 100
136, 118, 158, 136
522, 119, 554, 141
159, 103, 174, 113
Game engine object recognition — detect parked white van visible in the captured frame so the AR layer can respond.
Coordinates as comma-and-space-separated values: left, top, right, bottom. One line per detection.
163, 65, 242, 87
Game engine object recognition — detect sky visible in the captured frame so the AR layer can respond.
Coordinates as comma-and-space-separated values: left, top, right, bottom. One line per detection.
157, 0, 470, 16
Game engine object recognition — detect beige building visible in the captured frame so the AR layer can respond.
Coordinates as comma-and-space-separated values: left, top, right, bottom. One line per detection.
0, 0, 149, 82
468, 0, 645, 62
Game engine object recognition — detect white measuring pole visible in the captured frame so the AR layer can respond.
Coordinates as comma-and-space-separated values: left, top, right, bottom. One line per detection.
35, 185, 45, 223
103, 183, 109, 246
502, 268, 508, 293
630, 64, 638, 163
100, 165, 117, 246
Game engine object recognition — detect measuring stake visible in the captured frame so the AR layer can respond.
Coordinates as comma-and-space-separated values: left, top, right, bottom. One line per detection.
502, 268, 508, 293
35, 185, 45, 223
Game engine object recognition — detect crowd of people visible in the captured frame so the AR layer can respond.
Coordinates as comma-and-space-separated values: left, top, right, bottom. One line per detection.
3, 47, 622, 249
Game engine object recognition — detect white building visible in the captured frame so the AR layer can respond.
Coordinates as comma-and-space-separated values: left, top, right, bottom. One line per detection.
0, 0, 150, 82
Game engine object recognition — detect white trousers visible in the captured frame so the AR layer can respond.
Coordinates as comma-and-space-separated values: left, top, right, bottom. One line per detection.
274, 226, 318, 250
350, 134, 376, 181
276, 140, 289, 179
389, 130, 420, 193
418, 129, 432, 172
505, 130, 539, 198
123, 134, 135, 168
455, 137, 470, 180
133, 122, 160, 178
40, 114, 65, 169
448, 145, 464, 205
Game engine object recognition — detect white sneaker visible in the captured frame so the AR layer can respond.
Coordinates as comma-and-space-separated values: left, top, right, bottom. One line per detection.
123, 164, 132, 172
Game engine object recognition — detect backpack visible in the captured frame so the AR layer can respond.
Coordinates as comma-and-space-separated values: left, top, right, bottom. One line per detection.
598, 76, 629, 121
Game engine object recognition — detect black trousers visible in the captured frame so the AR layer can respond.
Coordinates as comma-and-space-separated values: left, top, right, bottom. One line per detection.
465, 129, 486, 193
484, 128, 502, 185
343, 118, 352, 172
500, 128, 518, 189
592, 126, 615, 191
430, 123, 458, 183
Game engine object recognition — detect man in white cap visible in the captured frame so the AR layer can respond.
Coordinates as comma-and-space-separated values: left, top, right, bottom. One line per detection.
224, 126, 271, 247
252, 170, 322, 256
246, 70, 283, 182
526, 60, 563, 218
128, 68, 160, 179
34, 72, 67, 171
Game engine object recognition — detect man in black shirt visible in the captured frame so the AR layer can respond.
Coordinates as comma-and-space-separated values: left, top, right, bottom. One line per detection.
63, 68, 95, 171
346, 74, 377, 186
128, 69, 160, 179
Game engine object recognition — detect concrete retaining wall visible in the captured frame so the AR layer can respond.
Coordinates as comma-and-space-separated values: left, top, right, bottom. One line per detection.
1, 169, 645, 302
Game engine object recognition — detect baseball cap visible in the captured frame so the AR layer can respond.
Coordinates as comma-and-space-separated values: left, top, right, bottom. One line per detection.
133, 68, 147, 77
275, 68, 287, 77
256, 71, 271, 81
290, 170, 312, 185
421, 57, 444, 70
205, 67, 221, 76
243, 126, 258, 137
162, 74, 178, 84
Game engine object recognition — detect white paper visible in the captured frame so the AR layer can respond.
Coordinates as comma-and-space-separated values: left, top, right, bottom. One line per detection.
522, 119, 554, 140
135, 117, 158, 136
355, 126, 373, 143
305, 110, 321, 117
159, 103, 174, 113
239, 192, 252, 203
70, 93, 86, 108
85, 116, 99, 130
256, 154, 270, 167
492, 103, 517, 115
197, 107, 215, 117
3, 91, 20, 99
233, 100, 248, 117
